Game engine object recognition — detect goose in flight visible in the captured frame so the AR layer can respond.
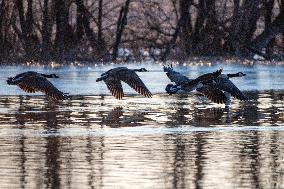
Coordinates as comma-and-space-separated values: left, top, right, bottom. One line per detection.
96, 67, 152, 99
7, 71, 67, 101
164, 65, 247, 104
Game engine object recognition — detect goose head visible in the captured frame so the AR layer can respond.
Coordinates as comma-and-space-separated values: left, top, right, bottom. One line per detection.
133, 68, 148, 72
43, 74, 59, 78
49, 74, 59, 78
96, 73, 109, 82
237, 72, 246, 77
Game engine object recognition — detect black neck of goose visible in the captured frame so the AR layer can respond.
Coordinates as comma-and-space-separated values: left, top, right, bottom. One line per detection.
41, 74, 57, 78
133, 69, 141, 72
227, 73, 244, 78
132, 68, 146, 72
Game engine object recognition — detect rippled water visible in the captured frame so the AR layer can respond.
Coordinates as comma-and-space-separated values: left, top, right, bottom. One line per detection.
0, 62, 283, 188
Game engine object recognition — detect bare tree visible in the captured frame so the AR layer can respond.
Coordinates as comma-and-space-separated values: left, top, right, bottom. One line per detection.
251, 3, 284, 56
112, 0, 131, 61
0, 0, 282, 62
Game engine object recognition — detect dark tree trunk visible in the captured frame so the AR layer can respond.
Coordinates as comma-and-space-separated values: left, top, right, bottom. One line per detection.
263, 0, 275, 57
76, 0, 105, 58
239, 0, 262, 43
0, 0, 4, 57
160, 18, 182, 61
112, 0, 131, 61
192, 0, 206, 50
179, 0, 193, 55
54, 0, 74, 60
54, 0, 67, 58
15, 0, 39, 59
42, 0, 52, 60
97, 0, 104, 48
224, 0, 240, 52
205, 0, 222, 54
281, 0, 284, 47
76, 4, 84, 42
226, 0, 263, 56
195, 0, 220, 54
251, 9, 284, 52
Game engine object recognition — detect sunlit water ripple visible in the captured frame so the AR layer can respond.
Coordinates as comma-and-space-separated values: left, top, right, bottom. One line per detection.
0, 62, 283, 188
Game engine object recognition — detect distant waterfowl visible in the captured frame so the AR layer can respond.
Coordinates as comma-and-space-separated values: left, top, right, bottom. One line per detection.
7, 71, 67, 101
164, 65, 247, 104
96, 67, 152, 99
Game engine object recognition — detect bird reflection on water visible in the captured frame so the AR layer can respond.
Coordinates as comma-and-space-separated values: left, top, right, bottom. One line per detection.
0, 90, 283, 188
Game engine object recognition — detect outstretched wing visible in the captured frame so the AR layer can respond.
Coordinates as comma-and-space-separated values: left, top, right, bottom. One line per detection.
181, 69, 222, 89
117, 69, 152, 98
196, 69, 222, 81
214, 77, 248, 101
105, 77, 124, 100
196, 85, 228, 104
18, 75, 67, 100
163, 65, 191, 85
18, 83, 36, 93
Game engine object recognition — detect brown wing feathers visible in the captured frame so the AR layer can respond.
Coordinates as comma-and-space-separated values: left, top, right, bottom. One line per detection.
101, 68, 152, 99
18, 83, 36, 93
18, 75, 66, 100
197, 86, 228, 104
125, 77, 152, 98
105, 77, 124, 100
118, 70, 152, 98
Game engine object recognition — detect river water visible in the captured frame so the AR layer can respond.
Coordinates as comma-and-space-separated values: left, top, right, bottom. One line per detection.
0, 61, 283, 188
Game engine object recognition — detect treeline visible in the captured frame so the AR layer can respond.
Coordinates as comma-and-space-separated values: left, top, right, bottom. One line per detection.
0, 0, 283, 62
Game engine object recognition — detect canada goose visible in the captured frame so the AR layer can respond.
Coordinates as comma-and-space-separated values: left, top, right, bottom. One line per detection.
96, 67, 152, 99
7, 71, 67, 101
206, 72, 247, 104
164, 65, 247, 104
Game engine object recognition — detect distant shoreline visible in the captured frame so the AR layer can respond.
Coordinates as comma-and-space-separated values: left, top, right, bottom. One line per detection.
0, 56, 283, 67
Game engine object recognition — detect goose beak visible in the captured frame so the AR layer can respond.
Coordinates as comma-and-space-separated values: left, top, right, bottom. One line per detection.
96, 78, 102, 82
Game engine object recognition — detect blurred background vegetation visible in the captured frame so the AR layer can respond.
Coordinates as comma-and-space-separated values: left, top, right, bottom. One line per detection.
0, 0, 283, 62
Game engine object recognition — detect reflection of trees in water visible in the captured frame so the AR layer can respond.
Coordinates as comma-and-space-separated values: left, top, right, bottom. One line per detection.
101, 106, 150, 127
2, 90, 283, 188
164, 91, 284, 127
269, 131, 282, 187
163, 130, 208, 188
267, 90, 283, 125
164, 129, 284, 188
19, 136, 27, 189
234, 130, 283, 188
170, 134, 186, 189
166, 95, 192, 126
85, 135, 105, 188
15, 100, 61, 129
45, 136, 61, 189
238, 131, 261, 188
240, 91, 283, 126
192, 133, 207, 189
14, 97, 64, 188
191, 108, 225, 126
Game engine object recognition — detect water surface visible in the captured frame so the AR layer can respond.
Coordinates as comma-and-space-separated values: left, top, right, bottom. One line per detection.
0, 62, 283, 188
